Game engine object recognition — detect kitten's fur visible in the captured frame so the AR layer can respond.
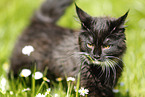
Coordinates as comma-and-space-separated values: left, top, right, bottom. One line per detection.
9, 0, 128, 96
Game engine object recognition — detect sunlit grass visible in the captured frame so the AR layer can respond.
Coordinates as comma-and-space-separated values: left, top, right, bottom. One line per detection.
0, 66, 86, 97
0, 0, 145, 96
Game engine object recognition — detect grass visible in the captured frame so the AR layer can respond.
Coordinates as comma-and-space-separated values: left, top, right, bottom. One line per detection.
0, 0, 145, 96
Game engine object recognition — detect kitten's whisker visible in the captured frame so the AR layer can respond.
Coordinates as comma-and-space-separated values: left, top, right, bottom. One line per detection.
81, 59, 88, 67
111, 60, 123, 71
98, 66, 104, 79
75, 52, 94, 63
111, 66, 117, 87
102, 65, 105, 73
107, 60, 116, 87
105, 65, 108, 81
98, 62, 106, 80
107, 61, 111, 85
106, 56, 127, 67
104, 65, 108, 84
108, 64, 111, 84
104, 61, 111, 85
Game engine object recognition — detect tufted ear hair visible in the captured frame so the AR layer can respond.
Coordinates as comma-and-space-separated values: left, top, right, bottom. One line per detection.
75, 4, 92, 29
115, 10, 129, 28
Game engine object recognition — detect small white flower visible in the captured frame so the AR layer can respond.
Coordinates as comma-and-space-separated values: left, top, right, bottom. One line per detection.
36, 93, 46, 97
1, 78, 6, 87
78, 87, 89, 96
33, 72, 43, 80
20, 69, 31, 77
10, 91, 13, 95
22, 45, 34, 56
45, 88, 51, 95
54, 94, 59, 97
22, 88, 31, 92
0, 77, 7, 92
112, 88, 119, 93
67, 77, 75, 82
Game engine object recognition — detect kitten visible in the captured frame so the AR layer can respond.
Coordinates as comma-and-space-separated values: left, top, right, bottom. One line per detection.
9, 0, 128, 96
76, 5, 128, 97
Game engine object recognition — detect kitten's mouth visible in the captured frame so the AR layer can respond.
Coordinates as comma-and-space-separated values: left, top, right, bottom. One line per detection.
87, 56, 118, 67
79, 53, 118, 67
92, 60, 105, 64
84, 55, 107, 65
90, 58, 119, 67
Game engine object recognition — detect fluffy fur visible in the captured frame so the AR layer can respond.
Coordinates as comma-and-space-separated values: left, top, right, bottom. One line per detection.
9, 0, 128, 96
76, 5, 128, 97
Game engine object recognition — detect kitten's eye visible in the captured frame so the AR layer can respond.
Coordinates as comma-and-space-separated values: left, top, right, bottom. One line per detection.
87, 44, 93, 48
103, 45, 110, 49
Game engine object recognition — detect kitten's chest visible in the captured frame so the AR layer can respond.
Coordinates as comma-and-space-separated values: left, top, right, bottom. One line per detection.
81, 64, 120, 87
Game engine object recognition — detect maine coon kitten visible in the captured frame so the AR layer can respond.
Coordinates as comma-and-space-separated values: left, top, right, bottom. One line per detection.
9, 0, 128, 96
76, 5, 128, 97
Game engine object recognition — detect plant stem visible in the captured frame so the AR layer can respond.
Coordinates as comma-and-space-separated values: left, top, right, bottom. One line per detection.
36, 81, 45, 94
32, 65, 36, 97
76, 72, 80, 97
66, 82, 70, 97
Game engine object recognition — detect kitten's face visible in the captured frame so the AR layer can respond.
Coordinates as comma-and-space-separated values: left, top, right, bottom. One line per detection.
76, 5, 128, 66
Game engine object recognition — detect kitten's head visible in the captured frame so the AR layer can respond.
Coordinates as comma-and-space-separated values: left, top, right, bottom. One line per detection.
76, 5, 128, 67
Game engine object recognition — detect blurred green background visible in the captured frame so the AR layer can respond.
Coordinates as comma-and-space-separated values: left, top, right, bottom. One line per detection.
0, 0, 145, 96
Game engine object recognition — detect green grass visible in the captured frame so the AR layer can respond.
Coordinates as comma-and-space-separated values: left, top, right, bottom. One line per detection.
1, 0, 145, 96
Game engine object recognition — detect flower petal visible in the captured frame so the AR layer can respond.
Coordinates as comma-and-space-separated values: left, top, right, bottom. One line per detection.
22, 45, 34, 56
33, 72, 43, 80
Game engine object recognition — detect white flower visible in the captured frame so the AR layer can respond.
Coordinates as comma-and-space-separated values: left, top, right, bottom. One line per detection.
22, 45, 34, 56
1, 78, 6, 87
33, 72, 43, 80
67, 77, 75, 82
112, 88, 119, 93
36, 93, 46, 97
54, 94, 59, 97
20, 69, 31, 77
78, 87, 89, 96
10, 91, 13, 95
0, 77, 7, 92
45, 88, 51, 95
22, 88, 31, 92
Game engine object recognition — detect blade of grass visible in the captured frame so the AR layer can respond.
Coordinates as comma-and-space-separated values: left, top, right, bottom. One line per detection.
76, 72, 80, 97
36, 81, 45, 94
31, 65, 36, 97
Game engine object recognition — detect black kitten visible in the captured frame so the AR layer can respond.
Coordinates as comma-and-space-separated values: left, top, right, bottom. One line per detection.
76, 5, 128, 97
9, 0, 128, 96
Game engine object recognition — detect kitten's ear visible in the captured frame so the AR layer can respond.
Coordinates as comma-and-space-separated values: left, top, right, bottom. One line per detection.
115, 10, 129, 28
75, 4, 92, 28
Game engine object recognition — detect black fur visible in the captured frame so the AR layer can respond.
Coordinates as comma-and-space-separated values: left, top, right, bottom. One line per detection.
9, 1, 128, 96
76, 5, 128, 97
